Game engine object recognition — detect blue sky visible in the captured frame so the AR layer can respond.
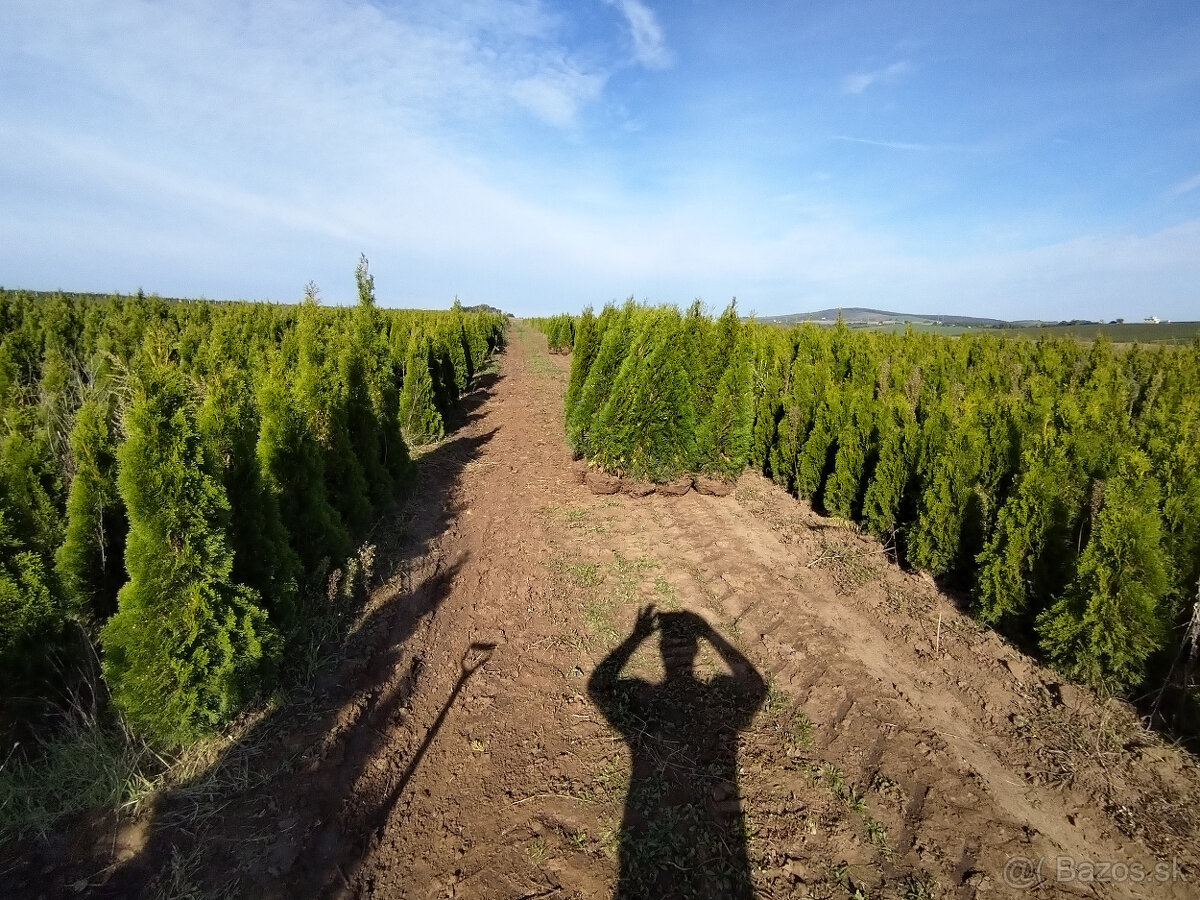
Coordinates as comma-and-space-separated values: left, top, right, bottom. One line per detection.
2, 0, 1199, 320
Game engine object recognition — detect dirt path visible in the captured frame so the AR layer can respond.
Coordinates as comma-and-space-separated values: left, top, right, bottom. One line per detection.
13, 325, 1198, 899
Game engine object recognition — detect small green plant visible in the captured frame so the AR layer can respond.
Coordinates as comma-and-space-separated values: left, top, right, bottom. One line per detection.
865, 818, 892, 857
902, 873, 939, 900
526, 837, 547, 862
762, 682, 791, 717
549, 558, 603, 588
653, 575, 679, 609
788, 710, 814, 751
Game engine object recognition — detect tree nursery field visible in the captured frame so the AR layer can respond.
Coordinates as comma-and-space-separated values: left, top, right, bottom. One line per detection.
1, 292, 1198, 899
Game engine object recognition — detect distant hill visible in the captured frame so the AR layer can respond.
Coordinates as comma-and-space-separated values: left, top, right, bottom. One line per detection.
757, 307, 1009, 328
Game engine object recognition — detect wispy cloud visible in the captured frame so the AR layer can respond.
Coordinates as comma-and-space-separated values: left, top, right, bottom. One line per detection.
4, 0, 615, 132
833, 135, 980, 153
510, 65, 607, 128
1169, 171, 1200, 197
603, 0, 672, 69
842, 61, 911, 94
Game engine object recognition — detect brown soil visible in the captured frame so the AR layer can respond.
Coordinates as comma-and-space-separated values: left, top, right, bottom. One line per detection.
8, 324, 1199, 899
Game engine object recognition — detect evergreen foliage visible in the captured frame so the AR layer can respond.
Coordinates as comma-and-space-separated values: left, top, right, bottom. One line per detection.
551, 300, 1200, 708
859, 396, 916, 539
55, 394, 126, 624
590, 309, 697, 482
567, 302, 634, 458
101, 340, 278, 745
564, 307, 598, 423
398, 332, 445, 445
696, 332, 754, 479
1036, 453, 1170, 692
0, 275, 506, 745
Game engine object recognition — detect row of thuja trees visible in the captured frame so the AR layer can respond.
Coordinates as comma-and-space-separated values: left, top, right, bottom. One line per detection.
537, 301, 1200, 714
1, 261, 505, 747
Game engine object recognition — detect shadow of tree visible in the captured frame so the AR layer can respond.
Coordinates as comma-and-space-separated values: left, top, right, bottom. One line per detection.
2, 374, 504, 899
588, 607, 766, 900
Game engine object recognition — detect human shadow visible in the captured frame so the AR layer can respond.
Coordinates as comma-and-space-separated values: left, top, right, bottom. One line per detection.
588, 607, 766, 900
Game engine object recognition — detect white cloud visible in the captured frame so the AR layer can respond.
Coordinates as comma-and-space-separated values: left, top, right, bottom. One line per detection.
510, 66, 607, 128
2, 0, 608, 134
603, 0, 672, 69
833, 135, 984, 153
842, 61, 911, 94
1169, 171, 1200, 197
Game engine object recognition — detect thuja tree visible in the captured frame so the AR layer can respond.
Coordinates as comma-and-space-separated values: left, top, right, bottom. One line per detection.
198, 366, 300, 628
769, 343, 821, 491
568, 302, 634, 458
859, 395, 917, 540
794, 376, 843, 502
1036, 451, 1170, 692
256, 357, 351, 569
0, 504, 59, 707
907, 399, 990, 577
697, 331, 754, 480
697, 300, 741, 422
342, 257, 395, 508
681, 300, 710, 416
296, 292, 371, 534
564, 307, 598, 422
55, 392, 126, 624
102, 341, 277, 745
824, 390, 875, 520
748, 328, 791, 473
973, 416, 1084, 626
590, 308, 697, 481
1143, 396, 1200, 613
398, 332, 445, 445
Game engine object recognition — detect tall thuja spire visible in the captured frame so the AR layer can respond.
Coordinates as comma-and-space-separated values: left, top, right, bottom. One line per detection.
1036, 451, 1170, 692
860, 394, 918, 540
450, 298, 476, 384
681, 300, 710, 418
974, 407, 1085, 626
824, 389, 875, 520
794, 359, 843, 501
908, 398, 987, 577
697, 328, 754, 480
199, 361, 300, 629
398, 331, 444, 445
568, 301, 634, 458
438, 317, 470, 397
55, 390, 126, 624
345, 256, 395, 508
769, 331, 820, 491
256, 353, 350, 569
1142, 383, 1200, 615
696, 300, 739, 425
564, 306, 598, 424
297, 285, 371, 534
591, 308, 697, 481
427, 332, 457, 421
0, 497, 58, 704
749, 328, 789, 474
102, 336, 276, 745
